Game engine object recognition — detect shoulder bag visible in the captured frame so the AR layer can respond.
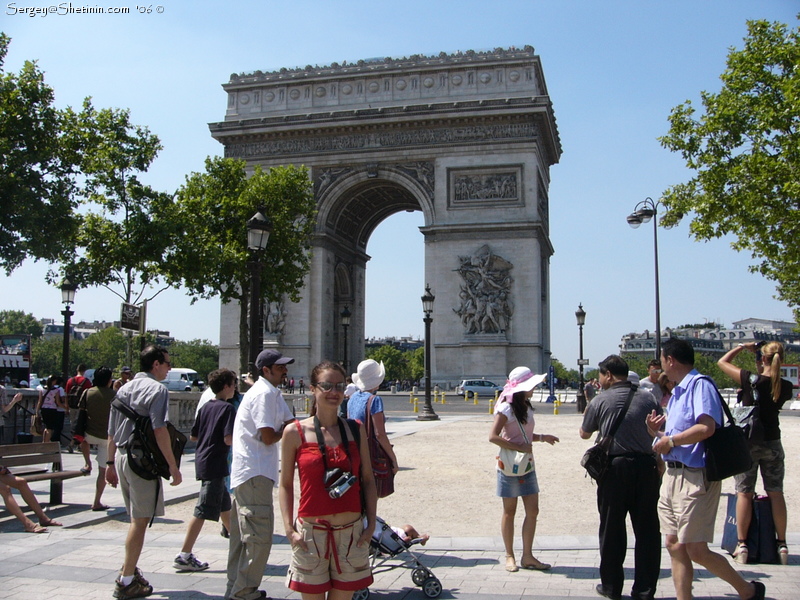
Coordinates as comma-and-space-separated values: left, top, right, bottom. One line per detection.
696, 376, 753, 481
496, 407, 534, 476
580, 385, 636, 481
365, 395, 395, 498
732, 373, 764, 443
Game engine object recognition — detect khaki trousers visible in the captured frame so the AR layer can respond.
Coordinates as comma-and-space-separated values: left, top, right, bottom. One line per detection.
225, 476, 274, 600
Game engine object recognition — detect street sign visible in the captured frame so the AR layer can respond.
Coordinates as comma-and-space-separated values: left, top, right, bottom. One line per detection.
577, 359, 590, 366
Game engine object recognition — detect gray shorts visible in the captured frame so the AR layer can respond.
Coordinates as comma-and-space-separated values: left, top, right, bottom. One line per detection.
117, 453, 164, 520
734, 439, 785, 493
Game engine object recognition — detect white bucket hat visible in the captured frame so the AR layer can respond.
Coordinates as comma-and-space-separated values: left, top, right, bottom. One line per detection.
352, 359, 386, 392
498, 366, 547, 403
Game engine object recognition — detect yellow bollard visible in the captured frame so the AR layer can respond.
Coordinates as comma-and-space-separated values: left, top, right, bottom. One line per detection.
464, 390, 469, 402
554, 396, 560, 415
441, 392, 446, 405
413, 398, 419, 413
489, 398, 493, 414
494, 390, 500, 403
305, 397, 309, 414
474, 391, 479, 405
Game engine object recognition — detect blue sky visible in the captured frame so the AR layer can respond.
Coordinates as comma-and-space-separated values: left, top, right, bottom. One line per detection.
1, 0, 798, 371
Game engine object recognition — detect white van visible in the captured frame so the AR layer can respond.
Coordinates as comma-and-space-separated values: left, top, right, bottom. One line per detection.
160, 368, 200, 392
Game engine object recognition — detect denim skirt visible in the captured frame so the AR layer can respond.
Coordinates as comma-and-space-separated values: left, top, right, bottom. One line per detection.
496, 469, 539, 498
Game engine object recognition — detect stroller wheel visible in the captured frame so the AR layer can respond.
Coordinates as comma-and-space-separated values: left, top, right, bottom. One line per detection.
422, 576, 442, 598
353, 588, 370, 600
412, 567, 430, 586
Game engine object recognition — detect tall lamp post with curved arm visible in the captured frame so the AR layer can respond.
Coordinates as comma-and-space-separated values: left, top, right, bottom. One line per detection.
627, 197, 662, 360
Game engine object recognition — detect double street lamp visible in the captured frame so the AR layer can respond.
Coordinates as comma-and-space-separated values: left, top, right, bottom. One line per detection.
247, 210, 273, 381
340, 305, 351, 372
575, 303, 587, 413
60, 278, 78, 383
417, 284, 439, 421
627, 197, 662, 360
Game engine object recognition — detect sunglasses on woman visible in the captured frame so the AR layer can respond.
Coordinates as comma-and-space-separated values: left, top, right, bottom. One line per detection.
314, 381, 347, 393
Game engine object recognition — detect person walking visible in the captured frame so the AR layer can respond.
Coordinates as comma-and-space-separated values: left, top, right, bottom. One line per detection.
79, 366, 116, 511
717, 341, 793, 565
580, 355, 662, 600
648, 338, 765, 600
106, 346, 182, 600
225, 350, 295, 600
173, 368, 237, 572
489, 366, 556, 573
36, 375, 66, 446
280, 360, 377, 599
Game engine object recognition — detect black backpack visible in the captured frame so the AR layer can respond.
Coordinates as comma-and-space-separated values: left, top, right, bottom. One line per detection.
111, 398, 187, 481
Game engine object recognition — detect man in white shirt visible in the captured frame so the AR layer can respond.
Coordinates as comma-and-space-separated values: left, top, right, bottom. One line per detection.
225, 350, 295, 600
638, 360, 664, 406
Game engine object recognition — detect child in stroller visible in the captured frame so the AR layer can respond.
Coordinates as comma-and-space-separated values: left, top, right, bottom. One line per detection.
353, 516, 441, 600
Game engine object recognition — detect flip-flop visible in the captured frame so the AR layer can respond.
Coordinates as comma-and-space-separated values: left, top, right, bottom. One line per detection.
80, 467, 91, 475
39, 518, 62, 527
25, 523, 47, 534
92, 505, 110, 511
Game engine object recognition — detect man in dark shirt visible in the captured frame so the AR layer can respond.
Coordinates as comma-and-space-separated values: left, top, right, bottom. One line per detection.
173, 368, 237, 572
580, 355, 662, 600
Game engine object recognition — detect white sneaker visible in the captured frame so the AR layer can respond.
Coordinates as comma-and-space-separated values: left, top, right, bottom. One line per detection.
173, 553, 209, 572
778, 543, 789, 566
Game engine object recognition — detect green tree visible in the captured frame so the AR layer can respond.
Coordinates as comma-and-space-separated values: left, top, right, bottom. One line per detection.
166, 157, 316, 375
365, 345, 409, 382
659, 18, 800, 318
168, 339, 219, 382
71, 327, 128, 373
51, 101, 174, 305
0, 310, 43, 338
0, 34, 82, 272
30, 336, 63, 379
407, 346, 425, 381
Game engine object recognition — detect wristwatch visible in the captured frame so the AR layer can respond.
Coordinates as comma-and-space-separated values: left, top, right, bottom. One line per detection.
667, 436, 675, 449
106, 461, 115, 465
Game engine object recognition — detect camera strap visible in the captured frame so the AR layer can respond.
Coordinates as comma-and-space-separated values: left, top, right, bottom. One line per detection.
313, 416, 353, 472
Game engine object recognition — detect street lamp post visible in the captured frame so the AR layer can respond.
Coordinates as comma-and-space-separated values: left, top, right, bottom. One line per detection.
627, 197, 662, 360
340, 305, 351, 372
246, 210, 272, 381
60, 278, 77, 383
417, 284, 439, 421
575, 303, 586, 413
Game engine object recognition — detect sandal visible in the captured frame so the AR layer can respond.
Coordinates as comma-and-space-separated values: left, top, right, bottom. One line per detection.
91, 504, 110, 511
734, 541, 749, 565
505, 555, 519, 572
80, 467, 91, 475
40, 517, 62, 527
521, 557, 552, 570
24, 523, 47, 534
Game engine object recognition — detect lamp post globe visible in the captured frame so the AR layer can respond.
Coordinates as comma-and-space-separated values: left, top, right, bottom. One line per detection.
246, 210, 272, 381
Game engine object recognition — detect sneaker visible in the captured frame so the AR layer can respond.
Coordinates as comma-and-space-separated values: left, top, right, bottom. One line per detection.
734, 542, 749, 565
220, 523, 230, 538
750, 580, 766, 600
778, 542, 789, 565
113, 577, 153, 599
173, 553, 209, 572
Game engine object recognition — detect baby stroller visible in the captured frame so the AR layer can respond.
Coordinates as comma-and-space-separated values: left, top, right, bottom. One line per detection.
353, 516, 442, 600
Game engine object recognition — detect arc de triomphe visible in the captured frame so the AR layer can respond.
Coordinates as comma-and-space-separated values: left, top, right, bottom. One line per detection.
210, 47, 561, 386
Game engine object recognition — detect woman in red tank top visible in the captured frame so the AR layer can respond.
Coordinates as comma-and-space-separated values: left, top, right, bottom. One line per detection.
280, 361, 377, 598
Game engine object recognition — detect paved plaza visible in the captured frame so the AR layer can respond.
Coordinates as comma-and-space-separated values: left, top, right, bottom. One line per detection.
0, 398, 798, 599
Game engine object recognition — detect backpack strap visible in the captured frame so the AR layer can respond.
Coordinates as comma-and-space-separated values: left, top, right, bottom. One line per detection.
111, 398, 138, 421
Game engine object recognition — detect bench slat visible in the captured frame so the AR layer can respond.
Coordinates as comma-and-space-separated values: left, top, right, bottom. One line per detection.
24, 470, 85, 483
0, 442, 61, 458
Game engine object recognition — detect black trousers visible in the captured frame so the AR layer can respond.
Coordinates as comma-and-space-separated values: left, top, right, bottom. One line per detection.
596, 454, 661, 600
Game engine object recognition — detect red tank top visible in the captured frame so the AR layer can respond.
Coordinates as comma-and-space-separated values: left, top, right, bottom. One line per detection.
296, 419, 363, 517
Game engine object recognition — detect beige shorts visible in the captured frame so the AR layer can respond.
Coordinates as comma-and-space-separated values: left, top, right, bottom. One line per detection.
85, 434, 108, 466
658, 466, 721, 543
286, 517, 373, 593
116, 453, 164, 520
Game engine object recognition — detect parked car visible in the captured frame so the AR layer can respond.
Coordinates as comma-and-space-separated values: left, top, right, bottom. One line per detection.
455, 378, 503, 397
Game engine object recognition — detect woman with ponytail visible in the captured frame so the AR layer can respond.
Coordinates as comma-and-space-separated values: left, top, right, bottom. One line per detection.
718, 341, 793, 565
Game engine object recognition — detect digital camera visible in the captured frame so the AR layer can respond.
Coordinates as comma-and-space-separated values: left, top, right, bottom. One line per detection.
324, 467, 357, 499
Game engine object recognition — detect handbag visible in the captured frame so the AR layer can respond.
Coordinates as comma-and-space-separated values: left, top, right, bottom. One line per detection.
31, 413, 44, 436
365, 395, 395, 498
71, 389, 89, 442
496, 409, 533, 476
696, 376, 753, 481
580, 384, 636, 481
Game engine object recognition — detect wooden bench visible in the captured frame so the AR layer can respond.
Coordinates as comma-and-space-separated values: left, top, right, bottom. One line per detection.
0, 442, 86, 505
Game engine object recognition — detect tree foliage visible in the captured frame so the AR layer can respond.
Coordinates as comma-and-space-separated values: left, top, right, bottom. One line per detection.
659, 18, 800, 317
0, 33, 82, 272
365, 345, 410, 382
0, 310, 43, 338
168, 339, 219, 382
166, 157, 316, 374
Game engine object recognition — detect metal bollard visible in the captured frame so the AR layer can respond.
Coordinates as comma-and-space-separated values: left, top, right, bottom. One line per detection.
474, 391, 479, 405
554, 395, 560, 415
413, 398, 419, 413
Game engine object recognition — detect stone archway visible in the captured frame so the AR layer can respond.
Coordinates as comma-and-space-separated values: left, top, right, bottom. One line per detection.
211, 47, 561, 385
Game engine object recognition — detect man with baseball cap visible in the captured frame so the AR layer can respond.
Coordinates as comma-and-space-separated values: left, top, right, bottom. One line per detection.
225, 349, 295, 600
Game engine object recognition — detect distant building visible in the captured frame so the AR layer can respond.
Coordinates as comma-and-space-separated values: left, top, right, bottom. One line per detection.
620, 318, 800, 358
364, 336, 424, 353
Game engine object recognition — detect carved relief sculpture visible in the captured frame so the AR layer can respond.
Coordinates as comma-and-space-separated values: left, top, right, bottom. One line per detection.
265, 301, 286, 336
454, 245, 514, 334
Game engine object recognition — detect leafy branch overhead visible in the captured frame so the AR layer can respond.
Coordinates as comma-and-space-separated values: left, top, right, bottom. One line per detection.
659, 17, 800, 315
